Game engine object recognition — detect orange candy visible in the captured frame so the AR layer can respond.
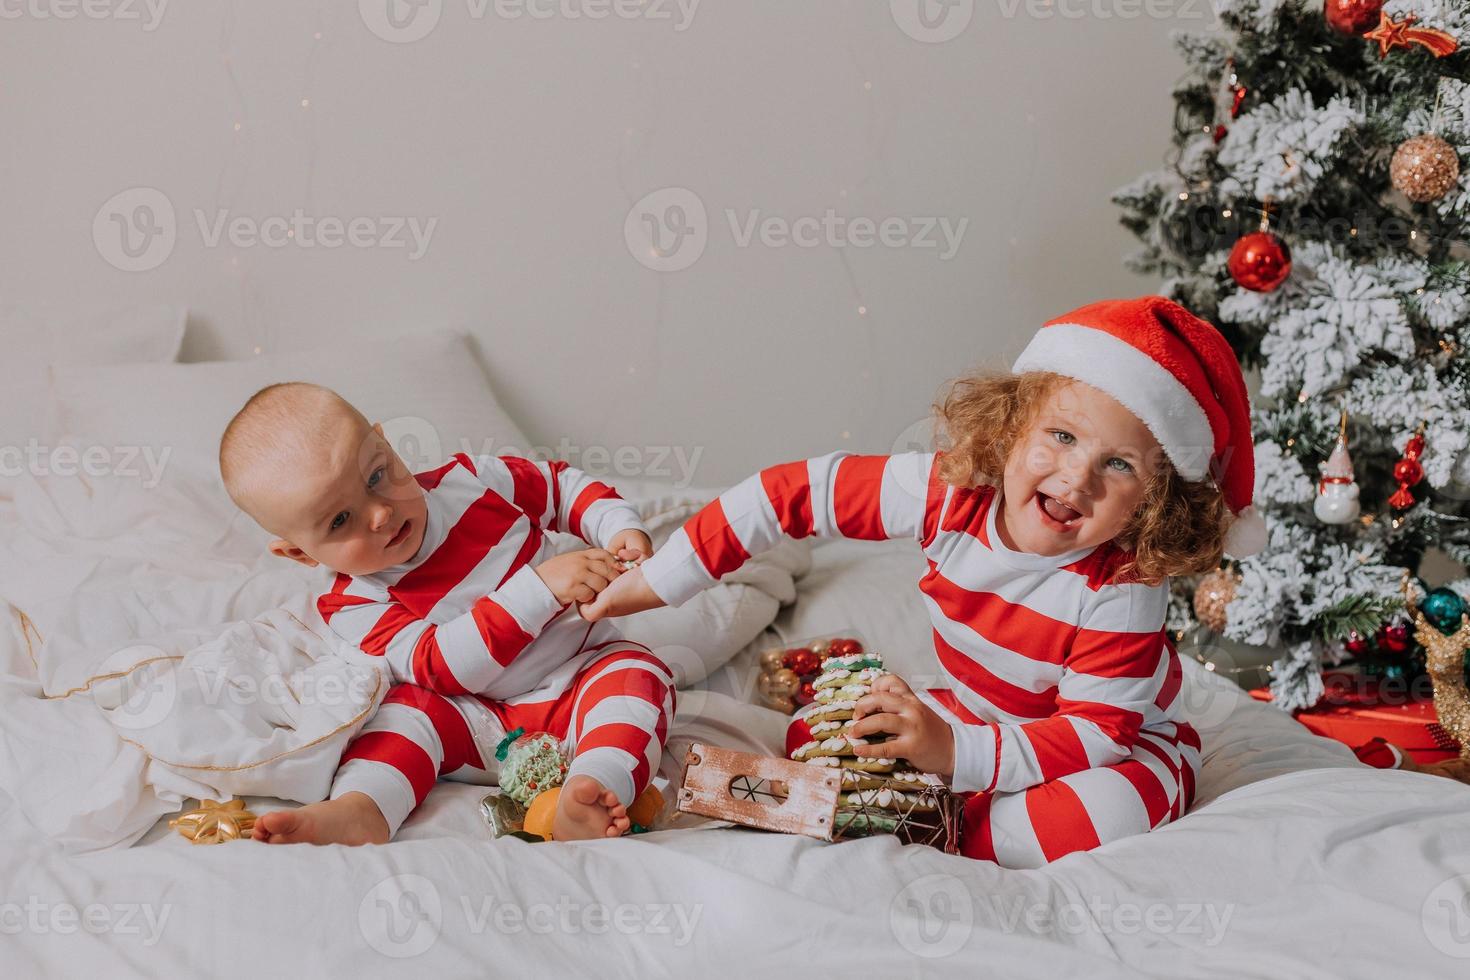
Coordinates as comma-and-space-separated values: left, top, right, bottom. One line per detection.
627, 785, 664, 830
522, 787, 561, 840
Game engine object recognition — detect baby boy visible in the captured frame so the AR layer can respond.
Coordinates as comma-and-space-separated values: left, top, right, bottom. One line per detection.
218, 382, 675, 843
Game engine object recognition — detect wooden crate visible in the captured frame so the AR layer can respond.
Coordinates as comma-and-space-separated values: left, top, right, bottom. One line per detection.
676, 743, 962, 853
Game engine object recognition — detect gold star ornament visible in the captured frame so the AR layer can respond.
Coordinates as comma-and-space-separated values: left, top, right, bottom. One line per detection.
169, 799, 258, 845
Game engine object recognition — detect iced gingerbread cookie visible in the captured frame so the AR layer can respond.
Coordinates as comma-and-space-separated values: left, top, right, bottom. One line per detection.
791, 733, 875, 760
807, 718, 854, 739
804, 699, 858, 723
821, 651, 884, 673
839, 766, 945, 792
813, 666, 885, 691
815, 683, 872, 705
840, 788, 937, 812
803, 754, 899, 774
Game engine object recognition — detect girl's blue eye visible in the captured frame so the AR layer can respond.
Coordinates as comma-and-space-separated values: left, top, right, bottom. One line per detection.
330, 511, 348, 531
1108, 457, 1134, 473
1051, 430, 1075, 446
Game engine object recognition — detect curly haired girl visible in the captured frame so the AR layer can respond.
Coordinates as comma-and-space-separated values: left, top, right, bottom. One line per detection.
585, 296, 1266, 867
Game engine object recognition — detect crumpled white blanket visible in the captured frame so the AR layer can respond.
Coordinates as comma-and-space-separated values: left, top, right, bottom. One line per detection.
0, 468, 807, 851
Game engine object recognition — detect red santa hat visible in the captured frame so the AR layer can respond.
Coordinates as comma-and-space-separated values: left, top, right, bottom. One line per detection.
1011, 296, 1267, 559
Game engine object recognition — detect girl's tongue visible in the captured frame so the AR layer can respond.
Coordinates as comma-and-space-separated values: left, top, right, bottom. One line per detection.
1040, 493, 1081, 524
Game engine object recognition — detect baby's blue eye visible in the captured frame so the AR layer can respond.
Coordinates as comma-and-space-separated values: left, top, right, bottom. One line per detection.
330, 511, 349, 531
368, 467, 384, 489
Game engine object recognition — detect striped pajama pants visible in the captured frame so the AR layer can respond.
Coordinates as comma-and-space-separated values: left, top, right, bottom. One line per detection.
788, 688, 1202, 870
330, 642, 676, 836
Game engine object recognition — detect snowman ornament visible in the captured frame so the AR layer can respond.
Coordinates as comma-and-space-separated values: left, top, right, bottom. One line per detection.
1313, 422, 1360, 525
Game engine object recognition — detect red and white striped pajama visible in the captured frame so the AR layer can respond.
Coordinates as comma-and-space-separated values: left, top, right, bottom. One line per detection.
638, 451, 1201, 869
317, 453, 675, 835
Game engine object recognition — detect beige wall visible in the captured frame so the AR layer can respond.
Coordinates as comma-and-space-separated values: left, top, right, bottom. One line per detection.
1, 2, 1196, 484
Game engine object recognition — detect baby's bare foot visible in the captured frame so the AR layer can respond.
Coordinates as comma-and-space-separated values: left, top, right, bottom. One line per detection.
251, 792, 390, 845
552, 774, 631, 841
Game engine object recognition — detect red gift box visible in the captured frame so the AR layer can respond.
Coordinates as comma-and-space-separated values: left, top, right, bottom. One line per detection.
1249, 669, 1462, 764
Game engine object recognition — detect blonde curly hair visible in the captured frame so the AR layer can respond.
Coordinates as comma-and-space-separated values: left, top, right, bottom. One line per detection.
933, 369, 1231, 586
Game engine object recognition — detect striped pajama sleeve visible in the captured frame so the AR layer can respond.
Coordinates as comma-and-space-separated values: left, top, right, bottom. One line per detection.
490, 456, 646, 549
639, 451, 937, 607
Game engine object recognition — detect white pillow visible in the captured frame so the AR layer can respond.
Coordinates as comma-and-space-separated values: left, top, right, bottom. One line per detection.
0, 302, 185, 452
50, 330, 531, 493
763, 537, 937, 685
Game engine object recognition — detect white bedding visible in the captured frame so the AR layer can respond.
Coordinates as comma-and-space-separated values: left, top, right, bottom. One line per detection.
0, 468, 806, 851
5, 506, 1470, 977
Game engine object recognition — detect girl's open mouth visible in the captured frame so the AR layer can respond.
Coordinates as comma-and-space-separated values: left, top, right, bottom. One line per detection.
1035, 492, 1082, 532
387, 519, 412, 550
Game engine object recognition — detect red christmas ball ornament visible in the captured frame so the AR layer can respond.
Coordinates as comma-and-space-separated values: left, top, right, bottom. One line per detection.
1376, 622, 1411, 654
782, 648, 820, 676
1228, 231, 1292, 292
1343, 630, 1370, 656
794, 679, 817, 706
1324, 0, 1383, 35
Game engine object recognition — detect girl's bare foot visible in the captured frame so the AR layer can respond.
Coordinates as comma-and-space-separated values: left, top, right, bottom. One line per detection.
251, 792, 390, 845
552, 774, 631, 840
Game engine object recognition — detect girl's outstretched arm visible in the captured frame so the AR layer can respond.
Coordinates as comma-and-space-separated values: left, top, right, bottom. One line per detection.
584, 451, 937, 622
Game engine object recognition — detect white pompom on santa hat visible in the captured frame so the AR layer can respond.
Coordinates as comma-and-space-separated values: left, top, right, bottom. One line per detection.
1012, 296, 1267, 559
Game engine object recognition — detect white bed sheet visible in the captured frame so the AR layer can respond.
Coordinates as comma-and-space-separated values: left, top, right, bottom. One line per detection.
5, 530, 1470, 978
6, 656, 1469, 979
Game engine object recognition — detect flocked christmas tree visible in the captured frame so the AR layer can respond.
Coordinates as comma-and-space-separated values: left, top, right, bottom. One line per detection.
1114, 0, 1470, 710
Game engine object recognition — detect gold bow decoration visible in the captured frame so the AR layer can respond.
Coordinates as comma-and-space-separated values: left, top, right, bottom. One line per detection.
169, 799, 258, 845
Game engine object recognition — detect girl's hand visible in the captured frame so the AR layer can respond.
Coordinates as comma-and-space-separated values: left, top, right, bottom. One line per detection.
848, 674, 955, 778
578, 566, 665, 622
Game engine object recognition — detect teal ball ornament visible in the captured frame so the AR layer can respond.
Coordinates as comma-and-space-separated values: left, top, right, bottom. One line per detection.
1422, 587, 1467, 636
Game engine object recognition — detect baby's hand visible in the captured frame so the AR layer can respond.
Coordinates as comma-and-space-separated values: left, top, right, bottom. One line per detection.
607, 529, 654, 565
849, 674, 955, 778
579, 566, 665, 622
534, 549, 623, 606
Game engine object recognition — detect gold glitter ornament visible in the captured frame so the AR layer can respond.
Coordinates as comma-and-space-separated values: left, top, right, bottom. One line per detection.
1192, 567, 1240, 634
1390, 133, 1461, 203
1404, 574, 1470, 760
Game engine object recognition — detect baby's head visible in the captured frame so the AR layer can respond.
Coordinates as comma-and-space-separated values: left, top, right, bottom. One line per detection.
935, 297, 1264, 584
219, 383, 428, 576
